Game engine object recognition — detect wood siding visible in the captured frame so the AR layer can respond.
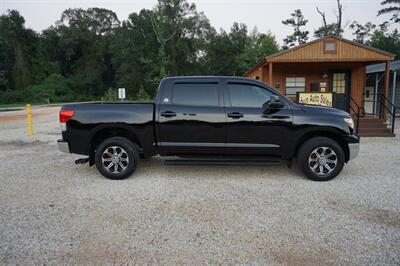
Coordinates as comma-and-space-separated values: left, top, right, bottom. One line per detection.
247, 62, 366, 107
350, 65, 366, 108
243, 36, 394, 110
269, 37, 393, 63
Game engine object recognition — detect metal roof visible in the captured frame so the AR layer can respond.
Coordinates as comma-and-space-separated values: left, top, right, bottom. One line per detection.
366, 60, 400, 74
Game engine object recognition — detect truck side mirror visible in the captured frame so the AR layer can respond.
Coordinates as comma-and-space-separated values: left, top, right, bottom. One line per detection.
263, 95, 284, 111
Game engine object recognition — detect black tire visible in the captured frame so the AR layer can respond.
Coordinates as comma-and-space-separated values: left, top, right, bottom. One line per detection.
95, 137, 139, 180
297, 137, 345, 181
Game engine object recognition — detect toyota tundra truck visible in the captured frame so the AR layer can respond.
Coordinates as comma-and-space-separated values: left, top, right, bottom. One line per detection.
57, 76, 359, 181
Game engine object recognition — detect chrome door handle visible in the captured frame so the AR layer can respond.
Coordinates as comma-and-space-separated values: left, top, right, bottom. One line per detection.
227, 112, 244, 119
160, 111, 176, 117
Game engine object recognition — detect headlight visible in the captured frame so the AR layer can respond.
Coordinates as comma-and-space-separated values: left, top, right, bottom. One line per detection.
344, 118, 354, 129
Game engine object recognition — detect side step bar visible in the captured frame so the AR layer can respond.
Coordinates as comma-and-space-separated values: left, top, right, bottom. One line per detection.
164, 158, 282, 166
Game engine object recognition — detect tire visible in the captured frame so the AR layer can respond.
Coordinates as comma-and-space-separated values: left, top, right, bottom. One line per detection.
297, 137, 345, 181
95, 137, 139, 180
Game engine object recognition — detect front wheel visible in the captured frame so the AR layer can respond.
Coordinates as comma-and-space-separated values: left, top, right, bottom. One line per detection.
95, 137, 139, 180
297, 137, 345, 181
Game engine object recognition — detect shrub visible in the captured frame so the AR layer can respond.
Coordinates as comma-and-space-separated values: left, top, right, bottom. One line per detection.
136, 88, 152, 102
101, 88, 118, 102
0, 90, 25, 104
25, 74, 72, 103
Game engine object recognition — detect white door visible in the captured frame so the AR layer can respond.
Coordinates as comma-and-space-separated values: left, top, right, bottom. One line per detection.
364, 86, 374, 114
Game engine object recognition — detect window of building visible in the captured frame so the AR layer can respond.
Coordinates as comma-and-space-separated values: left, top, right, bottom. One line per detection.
285, 77, 306, 96
172, 83, 219, 106
324, 41, 337, 53
228, 83, 273, 108
332, 73, 346, 94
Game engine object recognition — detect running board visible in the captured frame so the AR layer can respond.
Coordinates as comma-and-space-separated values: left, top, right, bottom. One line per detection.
164, 158, 282, 166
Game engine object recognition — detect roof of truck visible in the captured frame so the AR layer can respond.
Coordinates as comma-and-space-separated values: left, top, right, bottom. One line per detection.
162, 76, 256, 81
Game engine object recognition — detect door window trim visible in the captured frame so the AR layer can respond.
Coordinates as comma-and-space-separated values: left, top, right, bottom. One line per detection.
170, 81, 223, 107
224, 81, 288, 109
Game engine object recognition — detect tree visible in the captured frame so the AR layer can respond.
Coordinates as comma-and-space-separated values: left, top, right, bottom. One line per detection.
378, 0, 400, 23
0, 10, 39, 91
349, 21, 376, 43
111, 0, 213, 98
237, 28, 279, 72
203, 22, 248, 76
51, 8, 120, 97
282, 9, 309, 48
315, 0, 344, 37
367, 28, 400, 59
111, 9, 160, 98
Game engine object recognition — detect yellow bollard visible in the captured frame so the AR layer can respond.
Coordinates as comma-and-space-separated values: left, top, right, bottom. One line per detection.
27, 104, 33, 136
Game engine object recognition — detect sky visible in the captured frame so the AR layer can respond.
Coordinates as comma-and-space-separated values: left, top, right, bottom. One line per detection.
0, 0, 396, 45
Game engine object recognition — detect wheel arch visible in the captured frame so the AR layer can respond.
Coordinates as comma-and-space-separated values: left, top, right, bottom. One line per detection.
294, 131, 350, 162
89, 125, 142, 165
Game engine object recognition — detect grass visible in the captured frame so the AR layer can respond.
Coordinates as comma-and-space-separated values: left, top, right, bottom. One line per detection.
0, 102, 47, 109
0, 102, 66, 110
0, 108, 23, 112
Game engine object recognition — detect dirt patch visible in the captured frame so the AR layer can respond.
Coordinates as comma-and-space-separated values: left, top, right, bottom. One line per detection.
327, 199, 400, 227
0, 111, 50, 122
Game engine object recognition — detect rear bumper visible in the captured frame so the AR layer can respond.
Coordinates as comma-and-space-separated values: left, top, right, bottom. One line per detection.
57, 139, 70, 153
348, 143, 359, 161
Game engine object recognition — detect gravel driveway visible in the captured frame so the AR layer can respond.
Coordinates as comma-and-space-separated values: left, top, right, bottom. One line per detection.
1, 106, 399, 265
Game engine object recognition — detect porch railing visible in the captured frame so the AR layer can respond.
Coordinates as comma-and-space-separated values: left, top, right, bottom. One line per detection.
349, 97, 363, 133
363, 93, 397, 134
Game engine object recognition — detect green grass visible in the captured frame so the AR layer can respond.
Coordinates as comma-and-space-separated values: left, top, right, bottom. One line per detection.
0, 102, 47, 109
0, 102, 66, 110
0, 108, 23, 112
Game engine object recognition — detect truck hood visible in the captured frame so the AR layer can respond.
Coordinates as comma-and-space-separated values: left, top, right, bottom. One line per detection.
298, 104, 351, 118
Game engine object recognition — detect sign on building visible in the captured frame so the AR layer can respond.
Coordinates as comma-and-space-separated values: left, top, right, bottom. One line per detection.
298, 92, 333, 107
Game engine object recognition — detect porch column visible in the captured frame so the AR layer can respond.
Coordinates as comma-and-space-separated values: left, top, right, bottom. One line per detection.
268, 62, 273, 87
384, 61, 390, 119
259, 65, 265, 84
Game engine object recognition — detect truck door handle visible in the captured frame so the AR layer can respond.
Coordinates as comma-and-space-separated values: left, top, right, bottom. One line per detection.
160, 111, 176, 117
227, 112, 244, 119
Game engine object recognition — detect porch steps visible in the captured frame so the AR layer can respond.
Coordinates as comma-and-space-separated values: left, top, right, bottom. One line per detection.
357, 117, 395, 137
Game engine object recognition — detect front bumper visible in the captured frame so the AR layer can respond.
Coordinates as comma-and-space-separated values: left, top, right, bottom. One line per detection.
57, 139, 70, 153
348, 143, 359, 160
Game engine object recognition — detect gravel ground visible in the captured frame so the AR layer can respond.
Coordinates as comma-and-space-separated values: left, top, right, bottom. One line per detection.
0, 107, 400, 265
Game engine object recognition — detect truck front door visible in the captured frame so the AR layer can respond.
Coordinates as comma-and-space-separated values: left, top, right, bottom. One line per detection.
223, 81, 293, 156
157, 80, 226, 155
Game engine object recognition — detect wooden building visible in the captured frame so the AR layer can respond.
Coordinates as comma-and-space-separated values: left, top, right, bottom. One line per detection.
244, 35, 394, 114
244, 35, 397, 136
365, 60, 399, 114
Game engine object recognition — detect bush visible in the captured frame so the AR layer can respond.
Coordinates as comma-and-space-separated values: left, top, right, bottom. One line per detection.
0, 90, 25, 104
101, 88, 118, 102
25, 74, 72, 103
136, 88, 152, 102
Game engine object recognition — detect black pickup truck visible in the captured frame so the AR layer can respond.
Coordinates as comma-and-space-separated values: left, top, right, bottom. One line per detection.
58, 76, 359, 181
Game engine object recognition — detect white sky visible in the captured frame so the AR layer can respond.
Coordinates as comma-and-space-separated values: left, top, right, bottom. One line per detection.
0, 0, 397, 45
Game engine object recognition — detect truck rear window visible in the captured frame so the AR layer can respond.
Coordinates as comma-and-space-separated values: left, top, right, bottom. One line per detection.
172, 83, 219, 107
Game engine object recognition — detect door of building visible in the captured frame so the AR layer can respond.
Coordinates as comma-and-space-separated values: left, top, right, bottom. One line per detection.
331, 72, 351, 111
364, 86, 374, 114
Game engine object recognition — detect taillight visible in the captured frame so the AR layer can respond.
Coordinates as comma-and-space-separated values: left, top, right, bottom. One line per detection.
59, 109, 74, 123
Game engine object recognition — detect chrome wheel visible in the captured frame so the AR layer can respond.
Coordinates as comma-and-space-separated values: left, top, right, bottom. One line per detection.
101, 146, 129, 174
308, 146, 337, 176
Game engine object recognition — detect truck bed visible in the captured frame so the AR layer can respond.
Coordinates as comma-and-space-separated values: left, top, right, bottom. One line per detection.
61, 102, 156, 157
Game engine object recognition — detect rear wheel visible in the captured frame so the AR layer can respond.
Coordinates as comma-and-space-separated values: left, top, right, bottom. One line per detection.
95, 137, 139, 180
297, 137, 345, 181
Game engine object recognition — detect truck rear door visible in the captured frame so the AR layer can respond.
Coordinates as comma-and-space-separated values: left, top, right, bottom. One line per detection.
156, 78, 226, 155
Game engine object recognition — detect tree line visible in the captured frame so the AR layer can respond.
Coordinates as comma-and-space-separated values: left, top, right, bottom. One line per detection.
0, 0, 399, 104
